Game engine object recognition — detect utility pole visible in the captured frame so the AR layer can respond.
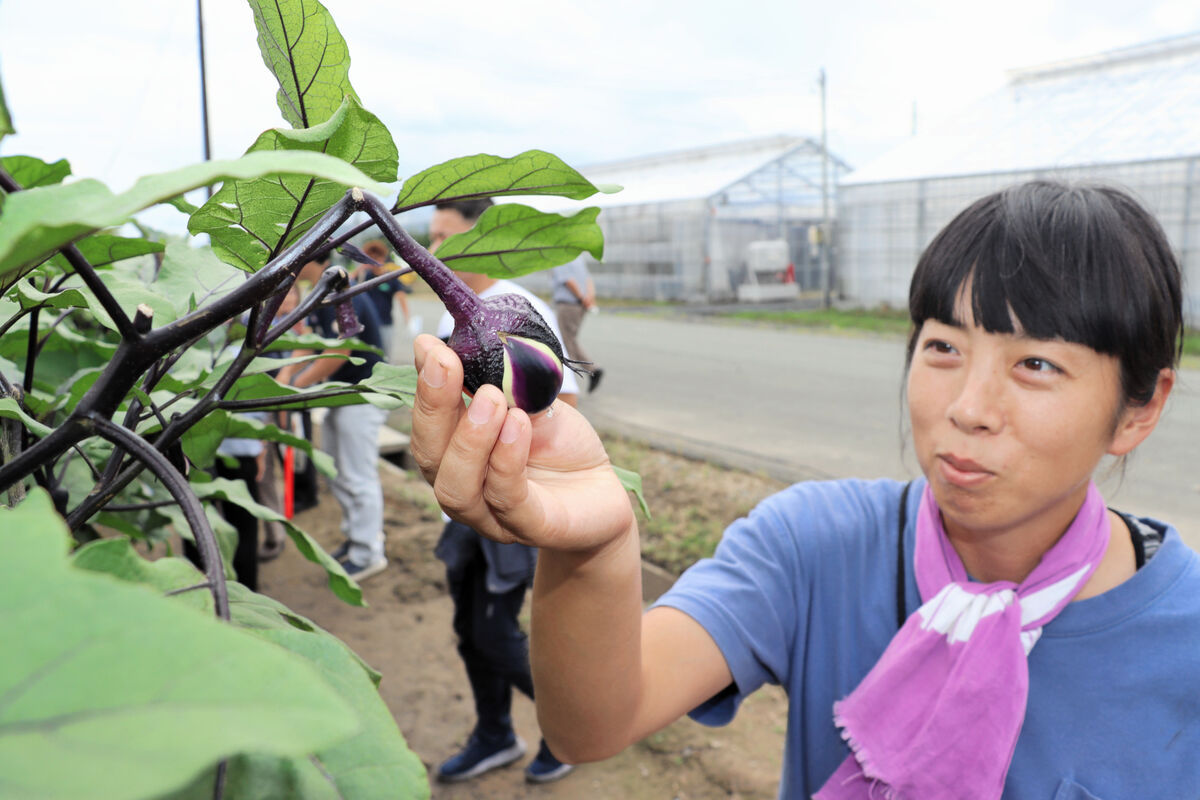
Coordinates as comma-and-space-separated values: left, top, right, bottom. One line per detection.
197, 0, 213, 198
819, 68, 833, 309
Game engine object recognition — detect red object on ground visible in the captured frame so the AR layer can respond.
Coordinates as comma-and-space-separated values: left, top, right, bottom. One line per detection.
283, 446, 295, 520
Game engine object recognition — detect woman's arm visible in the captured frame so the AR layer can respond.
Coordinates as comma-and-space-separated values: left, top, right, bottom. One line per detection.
409, 335, 732, 762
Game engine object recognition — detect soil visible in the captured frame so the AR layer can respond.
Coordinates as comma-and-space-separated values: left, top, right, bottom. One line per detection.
256, 434, 791, 800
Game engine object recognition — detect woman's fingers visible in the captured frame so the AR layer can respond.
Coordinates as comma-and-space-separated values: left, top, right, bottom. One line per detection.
431, 383, 516, 539
409, 335, 466, 486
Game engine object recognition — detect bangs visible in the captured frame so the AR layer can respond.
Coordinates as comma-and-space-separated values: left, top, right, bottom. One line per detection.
910, 184, 1152, 355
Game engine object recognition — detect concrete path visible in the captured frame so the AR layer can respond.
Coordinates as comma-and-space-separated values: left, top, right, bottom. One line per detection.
403, 298, 1200, 549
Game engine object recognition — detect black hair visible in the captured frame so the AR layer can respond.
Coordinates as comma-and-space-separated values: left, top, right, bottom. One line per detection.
435, 197, 494, 223
907, 181, 1183, 406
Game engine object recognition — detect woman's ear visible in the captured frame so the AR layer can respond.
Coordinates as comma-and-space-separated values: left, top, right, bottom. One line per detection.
1109, 368, 1176, 457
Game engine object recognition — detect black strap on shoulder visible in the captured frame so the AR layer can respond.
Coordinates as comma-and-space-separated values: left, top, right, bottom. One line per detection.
895, 480, 913, 630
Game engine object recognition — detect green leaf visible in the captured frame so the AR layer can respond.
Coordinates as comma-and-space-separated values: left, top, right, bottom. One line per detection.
436, 204, 604, 277
192, 477, 365, 607
178, 406, 336, 477
151, 240, 245, 316
0, 75, 12, 142
162, 194, 200, 215
249, 0, 359, 129
0, 150, 390, 286
393, 150, 620, 211
0, 156, 70, 190
12, 282, 89, 312
613, 464, 651, 519
163, 584, 430, 800
75, 234, 164, 267
0, 490, 361, 800
188, 96, 397, 272
0, 396, 52, 437
72, 539, 213, 612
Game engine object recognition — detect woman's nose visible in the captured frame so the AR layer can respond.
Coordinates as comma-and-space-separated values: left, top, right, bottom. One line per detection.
947, 365, 1005, 433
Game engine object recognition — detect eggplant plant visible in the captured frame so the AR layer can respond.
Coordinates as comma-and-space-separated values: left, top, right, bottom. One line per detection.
0, 1, 628, 799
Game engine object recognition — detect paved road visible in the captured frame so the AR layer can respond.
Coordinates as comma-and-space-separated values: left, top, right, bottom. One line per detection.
406, 298, 1200, 549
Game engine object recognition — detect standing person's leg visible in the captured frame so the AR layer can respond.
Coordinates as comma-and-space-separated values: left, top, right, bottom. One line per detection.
326, 404, 388, 576
215, 456, 261, 591
553, 301, 589, 364
378, 323, 394, 361
439, 537, 528, 781
256, 444, 286, 560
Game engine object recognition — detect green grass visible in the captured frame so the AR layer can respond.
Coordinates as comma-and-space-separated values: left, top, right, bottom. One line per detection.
722, 306, 912, 336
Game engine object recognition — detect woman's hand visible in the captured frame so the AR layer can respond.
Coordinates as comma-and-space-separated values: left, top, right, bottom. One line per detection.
410, 334, 634, 552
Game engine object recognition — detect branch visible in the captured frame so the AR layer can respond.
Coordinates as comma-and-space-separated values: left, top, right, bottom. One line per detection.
325, 265, 414, 306
0, 190, 364, 497
217, 387, 368, 412
84, 413, 229, 620
63, 265, 351, 531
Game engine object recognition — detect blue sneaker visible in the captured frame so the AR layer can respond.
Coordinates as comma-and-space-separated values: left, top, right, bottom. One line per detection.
525, 739, 574, 784
436, 734, 526, 783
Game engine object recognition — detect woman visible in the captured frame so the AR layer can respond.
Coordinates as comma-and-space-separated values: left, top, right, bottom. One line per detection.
408, 181, 1199, 798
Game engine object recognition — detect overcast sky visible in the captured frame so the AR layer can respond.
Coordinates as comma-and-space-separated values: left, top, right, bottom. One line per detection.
3, 0, 1200, 201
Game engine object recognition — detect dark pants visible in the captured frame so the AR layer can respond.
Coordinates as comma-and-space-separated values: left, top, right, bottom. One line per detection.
448, 538, 535, 743
185, 456, 259, 591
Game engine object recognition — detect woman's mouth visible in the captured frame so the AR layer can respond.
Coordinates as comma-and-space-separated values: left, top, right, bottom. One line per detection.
937, 454, 994, 488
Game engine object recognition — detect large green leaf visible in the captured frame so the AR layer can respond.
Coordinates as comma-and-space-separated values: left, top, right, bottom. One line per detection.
0, 156, 70, 191
436, 204, 604, 277
191, 477, 365, 607
0, 150, 390, 286
188, 97, 398, 272
250, 0, 359, 129
0, 490, 360, 800
72, 543, 428, 800
393, 150, 620, 212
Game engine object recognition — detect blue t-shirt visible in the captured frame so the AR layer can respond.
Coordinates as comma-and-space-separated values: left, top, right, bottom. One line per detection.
654, 478, 1200, 799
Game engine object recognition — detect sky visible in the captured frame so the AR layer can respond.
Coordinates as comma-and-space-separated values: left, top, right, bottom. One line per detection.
3, 0, 1200, 227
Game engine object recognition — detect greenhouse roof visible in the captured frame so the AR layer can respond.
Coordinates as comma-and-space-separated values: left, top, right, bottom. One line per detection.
844, 33, 1200, 186
530, 135, 847, 211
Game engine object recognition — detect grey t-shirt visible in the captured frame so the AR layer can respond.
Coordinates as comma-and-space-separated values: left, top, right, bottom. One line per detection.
551, 257, 590, 305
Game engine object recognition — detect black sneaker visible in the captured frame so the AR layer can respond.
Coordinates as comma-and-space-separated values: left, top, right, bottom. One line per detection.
337, 554, 388, 582
525, 739, 574, 784
588, 368, 604, 393
329, 541, 351, 562
436, 734, 526, 783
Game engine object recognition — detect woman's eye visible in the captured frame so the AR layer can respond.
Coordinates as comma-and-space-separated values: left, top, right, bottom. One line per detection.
924, 339, 957, 355
1020, 357, 1060, 374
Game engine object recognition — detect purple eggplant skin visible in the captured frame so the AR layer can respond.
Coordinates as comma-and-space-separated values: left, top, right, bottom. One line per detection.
447, 293, 567, 414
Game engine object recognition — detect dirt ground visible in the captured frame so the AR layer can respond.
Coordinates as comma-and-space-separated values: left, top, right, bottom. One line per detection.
256, 438, 790, 800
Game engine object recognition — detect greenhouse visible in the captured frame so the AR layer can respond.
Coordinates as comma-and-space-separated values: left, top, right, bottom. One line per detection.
520, 135, 851, 302
837, 33, 1200, 325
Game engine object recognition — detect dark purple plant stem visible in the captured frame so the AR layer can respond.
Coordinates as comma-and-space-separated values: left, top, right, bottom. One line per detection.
357, 192, 483, 326
84, 412, 229, 619
0, 191, 360, 498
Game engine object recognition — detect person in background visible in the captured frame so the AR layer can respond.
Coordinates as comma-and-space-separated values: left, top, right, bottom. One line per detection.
353, 238, 414, 361
256, 284, 302, 562
429, 198, 578, 785
277, 256, 389, 581
550, 255, 603, 392
409, 182, 1200, 798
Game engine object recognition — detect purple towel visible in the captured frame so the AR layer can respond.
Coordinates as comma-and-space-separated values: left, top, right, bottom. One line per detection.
815, 483, 1109, 800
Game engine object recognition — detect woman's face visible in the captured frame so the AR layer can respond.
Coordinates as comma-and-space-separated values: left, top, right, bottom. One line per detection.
907, 302, 1130, 543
